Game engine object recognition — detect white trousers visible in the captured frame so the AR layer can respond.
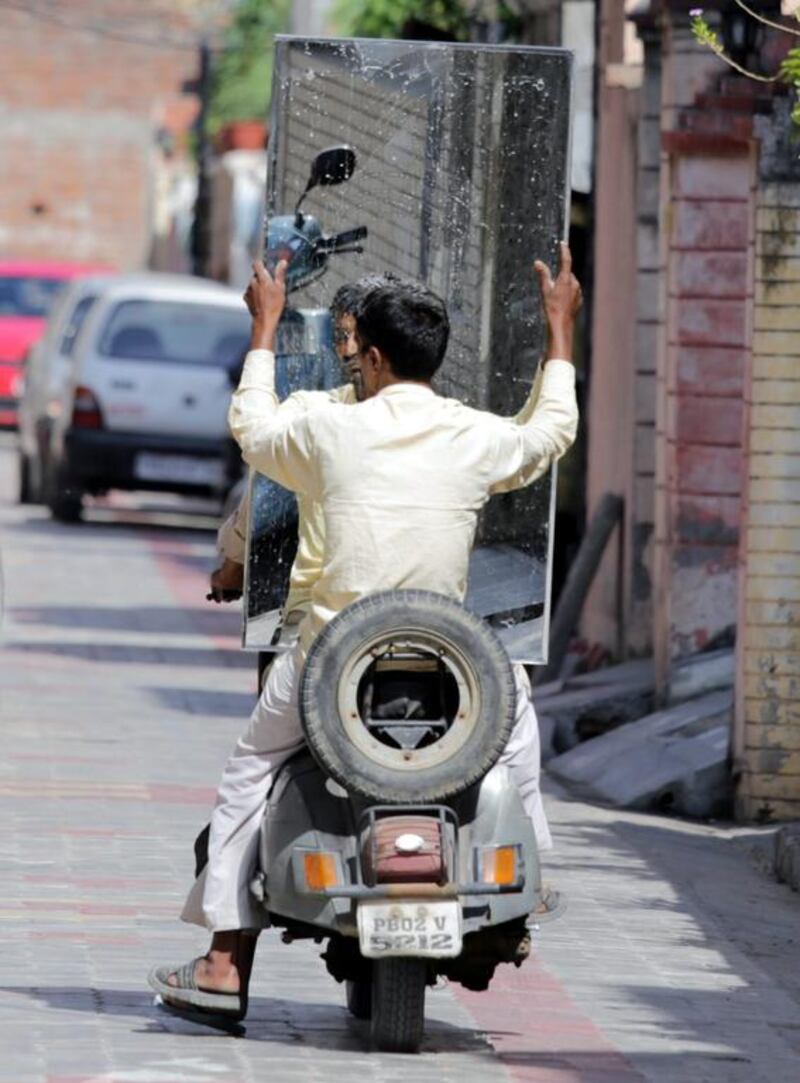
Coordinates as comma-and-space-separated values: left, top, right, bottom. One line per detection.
182, 646, 551, 932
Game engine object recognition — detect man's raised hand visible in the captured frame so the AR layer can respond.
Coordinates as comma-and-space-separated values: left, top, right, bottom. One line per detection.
244, 259, 288, 351
533, 241, 582, 364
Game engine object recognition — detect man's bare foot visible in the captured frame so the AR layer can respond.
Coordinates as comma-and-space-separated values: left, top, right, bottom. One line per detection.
165, 930, 257, 996
166, 951, 240, 994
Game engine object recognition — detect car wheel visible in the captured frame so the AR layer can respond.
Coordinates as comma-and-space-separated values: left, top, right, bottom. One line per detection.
299, 590, 516, 804
18, 452, 33, 504
46, 463, 83, 523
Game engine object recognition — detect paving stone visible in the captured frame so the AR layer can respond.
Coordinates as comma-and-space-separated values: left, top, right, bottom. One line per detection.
1, 439, 799, 1083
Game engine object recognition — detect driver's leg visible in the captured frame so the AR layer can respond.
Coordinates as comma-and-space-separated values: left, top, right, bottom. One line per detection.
497, 663, 553, 852
182, 642, 305, 933
160, 646, 304, 1005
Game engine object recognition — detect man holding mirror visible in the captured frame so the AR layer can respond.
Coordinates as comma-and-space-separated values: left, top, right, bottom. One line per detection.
150, 243, 581, 1023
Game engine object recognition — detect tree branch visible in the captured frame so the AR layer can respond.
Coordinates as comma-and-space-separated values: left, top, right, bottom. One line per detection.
712, 48, 782, 83
733, 0, 800, 39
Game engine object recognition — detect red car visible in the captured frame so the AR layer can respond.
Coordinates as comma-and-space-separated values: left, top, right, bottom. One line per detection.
0, 261, 111, 427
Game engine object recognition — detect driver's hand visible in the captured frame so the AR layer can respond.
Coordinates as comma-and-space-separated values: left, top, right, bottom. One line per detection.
207, 558, 244, 603
534, 241, 582, 327
244, 259, 288, 351
534, 241, 582, 363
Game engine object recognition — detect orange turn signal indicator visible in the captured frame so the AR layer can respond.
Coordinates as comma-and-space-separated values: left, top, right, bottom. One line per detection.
303, 852, 339, 892
480, 845, 518, 886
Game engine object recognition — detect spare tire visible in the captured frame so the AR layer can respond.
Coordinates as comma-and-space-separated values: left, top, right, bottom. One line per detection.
299, 590, 516, 803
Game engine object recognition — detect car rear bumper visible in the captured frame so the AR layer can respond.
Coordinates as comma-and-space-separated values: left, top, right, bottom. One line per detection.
64, 427, 241, 495
0, 364, 21, 428
0, 396, 18, 429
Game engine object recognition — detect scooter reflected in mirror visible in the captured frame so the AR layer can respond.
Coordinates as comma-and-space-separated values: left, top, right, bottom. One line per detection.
265, 147, 364, 290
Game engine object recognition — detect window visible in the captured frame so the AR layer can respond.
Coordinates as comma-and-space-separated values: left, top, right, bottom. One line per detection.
60, 295, 97, 356
98, 299, 250, 367
0, 276, 67, 318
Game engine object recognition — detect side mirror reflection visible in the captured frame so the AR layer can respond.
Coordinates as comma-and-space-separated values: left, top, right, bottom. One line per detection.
295, 145, 357, 217
309, 145, 356, 188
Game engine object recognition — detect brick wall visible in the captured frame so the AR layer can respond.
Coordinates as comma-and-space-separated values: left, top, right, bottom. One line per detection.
735, 175, 800, 822
0, 2, 201, 269
651, 18, 758, 682
654, 147, 753, 670
583, 11, 743, 664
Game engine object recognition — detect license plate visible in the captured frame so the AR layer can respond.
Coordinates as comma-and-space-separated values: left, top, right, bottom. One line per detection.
134, 453, 223, 486
357, 899, 462, 958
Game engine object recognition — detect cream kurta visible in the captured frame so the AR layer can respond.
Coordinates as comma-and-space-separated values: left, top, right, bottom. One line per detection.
228, 350, 578, 654
218, 364, 550, 613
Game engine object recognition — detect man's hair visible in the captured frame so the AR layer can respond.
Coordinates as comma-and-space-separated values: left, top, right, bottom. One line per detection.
354, 280, 449, 380
329, 273, 399, 320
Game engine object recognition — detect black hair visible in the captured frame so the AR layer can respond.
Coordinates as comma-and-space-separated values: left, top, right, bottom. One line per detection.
354, 280, 449, 381
329, 272, 400, 320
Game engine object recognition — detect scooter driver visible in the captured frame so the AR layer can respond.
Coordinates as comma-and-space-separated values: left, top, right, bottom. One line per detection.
150, 244, 581, 1025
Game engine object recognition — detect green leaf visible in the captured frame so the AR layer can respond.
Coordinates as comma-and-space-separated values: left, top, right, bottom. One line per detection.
332, 0, 471, 39
690, 13, 724, 55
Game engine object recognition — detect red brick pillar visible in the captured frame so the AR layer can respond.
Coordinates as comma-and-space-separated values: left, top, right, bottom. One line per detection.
654, 134, 755, 686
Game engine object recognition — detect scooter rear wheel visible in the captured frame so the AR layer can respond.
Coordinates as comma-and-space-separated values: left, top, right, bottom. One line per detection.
370, 958, 426, 1053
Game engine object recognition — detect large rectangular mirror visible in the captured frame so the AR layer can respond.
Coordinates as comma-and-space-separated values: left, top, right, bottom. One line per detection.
244, 35, 573, 664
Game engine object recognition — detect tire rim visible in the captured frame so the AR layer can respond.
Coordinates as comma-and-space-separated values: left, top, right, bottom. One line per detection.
335, 626, 482, 772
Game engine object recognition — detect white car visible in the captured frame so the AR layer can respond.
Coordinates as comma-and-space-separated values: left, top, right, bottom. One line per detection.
43, 273, 250, 521
17, 273, 113, 504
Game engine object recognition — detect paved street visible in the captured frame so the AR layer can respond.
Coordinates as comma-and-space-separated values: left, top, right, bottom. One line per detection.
0, 434, 798, 1083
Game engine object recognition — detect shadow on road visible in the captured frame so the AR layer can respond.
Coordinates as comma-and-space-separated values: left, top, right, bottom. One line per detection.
4, 640, 254, 670
147, 686, 256, 716
10, 604, 243, 637
5, 507, 222, 537
0, 984, 492, 1055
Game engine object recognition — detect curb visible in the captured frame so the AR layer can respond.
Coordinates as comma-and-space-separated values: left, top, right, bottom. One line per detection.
774, 823, 800, 893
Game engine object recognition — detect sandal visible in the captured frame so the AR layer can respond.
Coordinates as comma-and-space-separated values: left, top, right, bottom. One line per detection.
148, 957, 246, 1023
153, 994, 246, 1035
527, 886, 567, 925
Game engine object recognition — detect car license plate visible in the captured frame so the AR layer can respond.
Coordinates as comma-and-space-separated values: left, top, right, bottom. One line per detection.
357, 899, 462, 958
134, 453, 223, 486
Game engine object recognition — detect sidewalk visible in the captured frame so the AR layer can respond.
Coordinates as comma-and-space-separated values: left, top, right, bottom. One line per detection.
0, 441, 798, 1082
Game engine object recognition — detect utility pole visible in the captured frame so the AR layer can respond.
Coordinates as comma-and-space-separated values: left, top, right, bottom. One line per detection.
190, 38, 213, 278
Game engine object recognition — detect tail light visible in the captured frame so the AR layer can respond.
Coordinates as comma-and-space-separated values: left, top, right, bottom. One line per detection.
303, 852, 339, 892
71, 385, 104, 429
479, 845, 520, 887
295, 850, 343, 893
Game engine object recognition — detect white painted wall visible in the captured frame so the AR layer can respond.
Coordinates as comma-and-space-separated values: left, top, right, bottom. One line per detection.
291, 0, 336, 37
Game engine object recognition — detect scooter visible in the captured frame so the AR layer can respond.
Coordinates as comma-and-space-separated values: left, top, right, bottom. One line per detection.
250, 589, 541, 1053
